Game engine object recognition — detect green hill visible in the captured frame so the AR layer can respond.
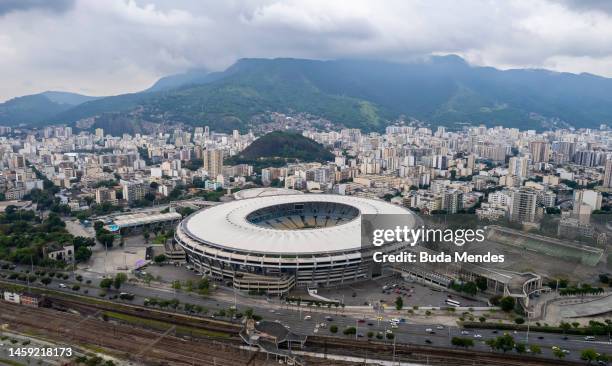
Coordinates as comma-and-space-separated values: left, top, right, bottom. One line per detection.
227, 131, 333, 169
0, 91, 99, 125
7, 56, 612, 131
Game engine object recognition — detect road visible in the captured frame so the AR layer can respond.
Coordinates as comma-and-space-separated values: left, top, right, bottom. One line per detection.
1, 264, 611, 363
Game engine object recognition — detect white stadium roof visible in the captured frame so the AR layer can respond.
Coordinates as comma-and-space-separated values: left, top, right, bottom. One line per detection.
184, 194, 413, 255
233, 187, 302, 200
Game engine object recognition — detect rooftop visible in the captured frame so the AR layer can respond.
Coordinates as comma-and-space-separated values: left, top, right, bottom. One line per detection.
183, 194, 414, 255
112, 212, 182, 228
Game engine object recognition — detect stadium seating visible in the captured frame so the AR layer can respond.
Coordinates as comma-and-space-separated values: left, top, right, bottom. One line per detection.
247, 202, 359, 230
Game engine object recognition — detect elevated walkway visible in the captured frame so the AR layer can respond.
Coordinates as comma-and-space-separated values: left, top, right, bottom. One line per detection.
240, 320, 306, 365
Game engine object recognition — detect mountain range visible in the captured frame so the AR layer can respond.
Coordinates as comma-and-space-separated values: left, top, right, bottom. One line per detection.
0, 91, 100, 126
3, 55, 612, 132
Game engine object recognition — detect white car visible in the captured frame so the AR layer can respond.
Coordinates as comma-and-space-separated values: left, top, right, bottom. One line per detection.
436, 325, 444, 330
391, 324, 399, 329
461, 330, 469, 335
304, 315, 312, 320
59, 283, 67, 288
473, 334, 482, 338
425, 328, 433, 333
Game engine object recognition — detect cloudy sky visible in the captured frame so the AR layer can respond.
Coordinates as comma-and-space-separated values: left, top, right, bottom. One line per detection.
1, 0, 612, 101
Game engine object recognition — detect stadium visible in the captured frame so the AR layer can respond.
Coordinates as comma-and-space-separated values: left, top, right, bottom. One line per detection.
175, 193, 415, 294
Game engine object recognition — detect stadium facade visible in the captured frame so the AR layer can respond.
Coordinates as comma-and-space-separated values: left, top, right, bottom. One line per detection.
175, 193, 415, 294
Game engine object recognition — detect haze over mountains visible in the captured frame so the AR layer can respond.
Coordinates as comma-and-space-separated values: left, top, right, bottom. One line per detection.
2, 55, 612, 132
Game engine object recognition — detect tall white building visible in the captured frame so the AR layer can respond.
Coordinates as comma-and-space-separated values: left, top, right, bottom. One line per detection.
573, 189, 602, 213
510, 188, 537, 223
121, 180, 146, 203
529, 141, 550, 163
202, 148, 224, 179
441, 189, 463, 214
604, 159, 612, 188
508, 156, 529, 178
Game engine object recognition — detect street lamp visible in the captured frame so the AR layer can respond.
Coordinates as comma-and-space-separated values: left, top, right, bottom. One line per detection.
525, 310, 530, 343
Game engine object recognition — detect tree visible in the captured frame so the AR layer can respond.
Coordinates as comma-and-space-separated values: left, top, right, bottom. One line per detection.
113, 273, 127, 290
560, 321, 572, 335
197, 278, 210, 295
75, 246, 92, 262
499, 296, 516, 312
514, 342, 526, 354
553, 348, 566, 359
183, 303, 194, 313
100, 278, 113, 289
395, 296, 403, 310
475, 277, 488, 292
489, 294, 502, 306
97, 230, 115, 248
330, 325, 338, 333
485, 338, 496, 351
489, 334, 515, 353
581, 348, 599, 364
451, 337, 474, 348
529, 344, 541, 354
185, 279, 193, 292
462, 281, 478, 296
343, 327, 356, 335
93, 221, 104, 231
499, 334, 515, 353
41, 277, 52, 286
169, 298, 180, 310
153, 254, 166, 264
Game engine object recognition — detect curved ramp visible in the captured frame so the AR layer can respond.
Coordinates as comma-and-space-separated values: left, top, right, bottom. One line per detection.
559, 294, 612, 318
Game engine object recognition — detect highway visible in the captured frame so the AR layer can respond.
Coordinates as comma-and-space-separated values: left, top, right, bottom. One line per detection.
1, 264, 611, 363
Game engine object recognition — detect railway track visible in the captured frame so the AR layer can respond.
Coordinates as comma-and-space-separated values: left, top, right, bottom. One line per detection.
0, 302, 263, 366
47, 294, 241, 336
305, 336, 584, 366
4, 291, 586, 366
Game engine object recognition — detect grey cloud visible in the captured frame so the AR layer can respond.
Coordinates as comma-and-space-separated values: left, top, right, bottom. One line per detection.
0, 0, 74, 15
1, 0, 612, 101
554, 0, 612, 14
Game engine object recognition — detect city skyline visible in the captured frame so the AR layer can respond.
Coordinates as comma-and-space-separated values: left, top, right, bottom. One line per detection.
0, 2, 611, 364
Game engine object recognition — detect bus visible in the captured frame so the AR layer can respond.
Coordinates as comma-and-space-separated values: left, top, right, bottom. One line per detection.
445, 299, 460, 307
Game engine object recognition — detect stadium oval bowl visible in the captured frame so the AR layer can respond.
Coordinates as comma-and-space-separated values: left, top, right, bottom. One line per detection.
175, 193, 414, 294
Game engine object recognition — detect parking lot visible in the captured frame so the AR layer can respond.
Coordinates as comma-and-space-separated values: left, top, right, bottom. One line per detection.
315, 276, 486, 308
140, 262, 202, 283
